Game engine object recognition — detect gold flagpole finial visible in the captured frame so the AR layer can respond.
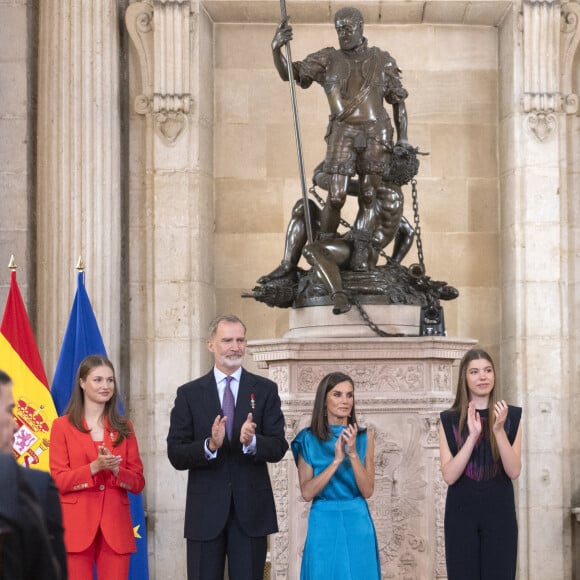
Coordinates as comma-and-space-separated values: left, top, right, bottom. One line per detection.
75, 256, 85, 271
8, 255, 16, 271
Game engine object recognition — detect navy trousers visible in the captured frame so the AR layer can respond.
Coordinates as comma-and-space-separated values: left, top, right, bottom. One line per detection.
444, 475, 518, 580
186, 499, 267, 580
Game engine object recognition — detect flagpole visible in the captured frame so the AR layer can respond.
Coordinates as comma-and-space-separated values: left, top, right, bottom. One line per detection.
8, 255, 16, 270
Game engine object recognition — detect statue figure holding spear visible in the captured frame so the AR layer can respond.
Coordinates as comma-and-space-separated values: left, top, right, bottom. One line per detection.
248, 5, 458, 320
271, 6, 416, 271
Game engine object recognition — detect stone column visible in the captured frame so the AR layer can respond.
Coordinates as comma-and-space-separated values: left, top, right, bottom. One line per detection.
125, 1, 214, 577
36, 1, 122, 374
249, 332, 476, 580
0, 3, 32, 308
499, 2, 571, 578
561, 2, 580, 553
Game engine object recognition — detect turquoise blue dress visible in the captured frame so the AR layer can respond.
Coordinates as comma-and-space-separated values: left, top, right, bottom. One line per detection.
291, 426, 381, 580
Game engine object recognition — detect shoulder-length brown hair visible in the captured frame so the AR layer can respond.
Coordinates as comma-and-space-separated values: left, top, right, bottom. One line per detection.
451, 348, 500, 461
310, 372, 358, 441
64, 355, 131, 445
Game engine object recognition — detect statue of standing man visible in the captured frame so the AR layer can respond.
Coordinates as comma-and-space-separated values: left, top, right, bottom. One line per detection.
272, 6, 415, 258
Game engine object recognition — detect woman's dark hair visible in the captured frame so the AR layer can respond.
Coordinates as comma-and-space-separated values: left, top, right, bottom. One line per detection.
451, 348, 500, 461
64, 355, 131, 446
310, 372, 357, 440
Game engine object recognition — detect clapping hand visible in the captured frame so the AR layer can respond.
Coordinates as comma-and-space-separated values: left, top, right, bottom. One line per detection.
493, 400, 508, 433
342, 424, 359, 458
94, 445, 122, 476
209, 414, 227, 451
334, 423, 358, 463
467, 401, 482, 440
240, 413, 256, 446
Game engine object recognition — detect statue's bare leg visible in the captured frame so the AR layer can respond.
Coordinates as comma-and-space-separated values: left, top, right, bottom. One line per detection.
349, 173, 381, 271
319, 174, 349, 235
353, 173, 380, 232
390, 216, 414, 264
303, 240, 352, 314
258, 200, 320, 284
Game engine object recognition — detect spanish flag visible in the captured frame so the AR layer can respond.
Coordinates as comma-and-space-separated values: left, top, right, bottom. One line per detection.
0, 267, 58, 471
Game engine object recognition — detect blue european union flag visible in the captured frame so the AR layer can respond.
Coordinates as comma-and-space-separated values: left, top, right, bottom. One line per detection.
51, 271, 149, 580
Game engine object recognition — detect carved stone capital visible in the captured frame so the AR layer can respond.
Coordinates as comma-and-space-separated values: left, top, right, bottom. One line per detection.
154, 111, 187, 143
521, 0, 562, 120
125, 0, 192, 144
562, 92, 579, 114
125, 1, 153, 104
526, 111, 558, 142
561, 1, 580, 114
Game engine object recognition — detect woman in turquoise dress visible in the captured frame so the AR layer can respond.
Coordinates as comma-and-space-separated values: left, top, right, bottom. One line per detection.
291, 372, 380, 580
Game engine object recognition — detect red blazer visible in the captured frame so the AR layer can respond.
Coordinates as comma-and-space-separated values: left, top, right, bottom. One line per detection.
49, 415, 145, 554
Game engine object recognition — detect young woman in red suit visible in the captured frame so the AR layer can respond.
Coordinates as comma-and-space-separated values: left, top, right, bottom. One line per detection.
49, 355, 145, 580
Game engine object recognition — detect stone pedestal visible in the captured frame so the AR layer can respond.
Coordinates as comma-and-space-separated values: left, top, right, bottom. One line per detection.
285, 305, 422, 338
249, 313, 475, 580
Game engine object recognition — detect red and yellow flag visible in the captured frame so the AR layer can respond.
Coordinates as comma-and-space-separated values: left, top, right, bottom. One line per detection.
0, 269, 57, 470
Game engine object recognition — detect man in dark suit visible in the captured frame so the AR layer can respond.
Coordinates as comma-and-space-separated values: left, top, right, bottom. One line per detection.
21, 462, 68, 578
167, 314, 288, 580
0, 370, 67, 580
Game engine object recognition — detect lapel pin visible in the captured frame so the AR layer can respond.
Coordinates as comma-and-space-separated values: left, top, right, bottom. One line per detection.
250, 393, 256, 410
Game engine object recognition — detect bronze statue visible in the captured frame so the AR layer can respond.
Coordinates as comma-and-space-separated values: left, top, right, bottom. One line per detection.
246, 7, 458, 325
272, 6, 414, 243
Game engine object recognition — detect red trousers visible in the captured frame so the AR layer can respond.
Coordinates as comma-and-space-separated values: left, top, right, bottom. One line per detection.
67, 527, 130, 580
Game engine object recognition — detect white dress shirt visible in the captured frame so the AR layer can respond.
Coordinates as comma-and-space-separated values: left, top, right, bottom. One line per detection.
204, 367, 256, 458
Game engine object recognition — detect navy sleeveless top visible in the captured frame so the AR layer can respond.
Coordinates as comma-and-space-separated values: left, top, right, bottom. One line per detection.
440, 406, 522, 481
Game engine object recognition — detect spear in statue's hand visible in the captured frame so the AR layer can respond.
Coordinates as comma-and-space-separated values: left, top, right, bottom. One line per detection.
278, 0, 314, 244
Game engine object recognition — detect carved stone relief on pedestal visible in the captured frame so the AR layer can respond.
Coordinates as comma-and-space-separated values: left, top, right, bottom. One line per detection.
370, 418, 427, 578
296, 363, 425, 394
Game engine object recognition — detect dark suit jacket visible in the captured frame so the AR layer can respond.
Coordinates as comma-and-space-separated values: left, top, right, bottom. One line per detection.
21, 467, 68, 579
167, 368, 288, 541
0, 453, 62, 580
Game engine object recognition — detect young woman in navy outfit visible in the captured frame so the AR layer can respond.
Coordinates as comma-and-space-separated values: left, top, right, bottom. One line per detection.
439, 348, 522, 580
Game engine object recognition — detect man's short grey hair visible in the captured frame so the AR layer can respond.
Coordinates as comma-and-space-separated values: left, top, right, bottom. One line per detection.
208, 315, 247, 339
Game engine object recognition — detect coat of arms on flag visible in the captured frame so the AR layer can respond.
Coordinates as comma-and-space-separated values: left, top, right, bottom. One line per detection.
0, 261, 58, 470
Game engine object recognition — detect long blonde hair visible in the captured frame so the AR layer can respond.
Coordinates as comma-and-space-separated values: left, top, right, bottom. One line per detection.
451, 348, 500, 461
